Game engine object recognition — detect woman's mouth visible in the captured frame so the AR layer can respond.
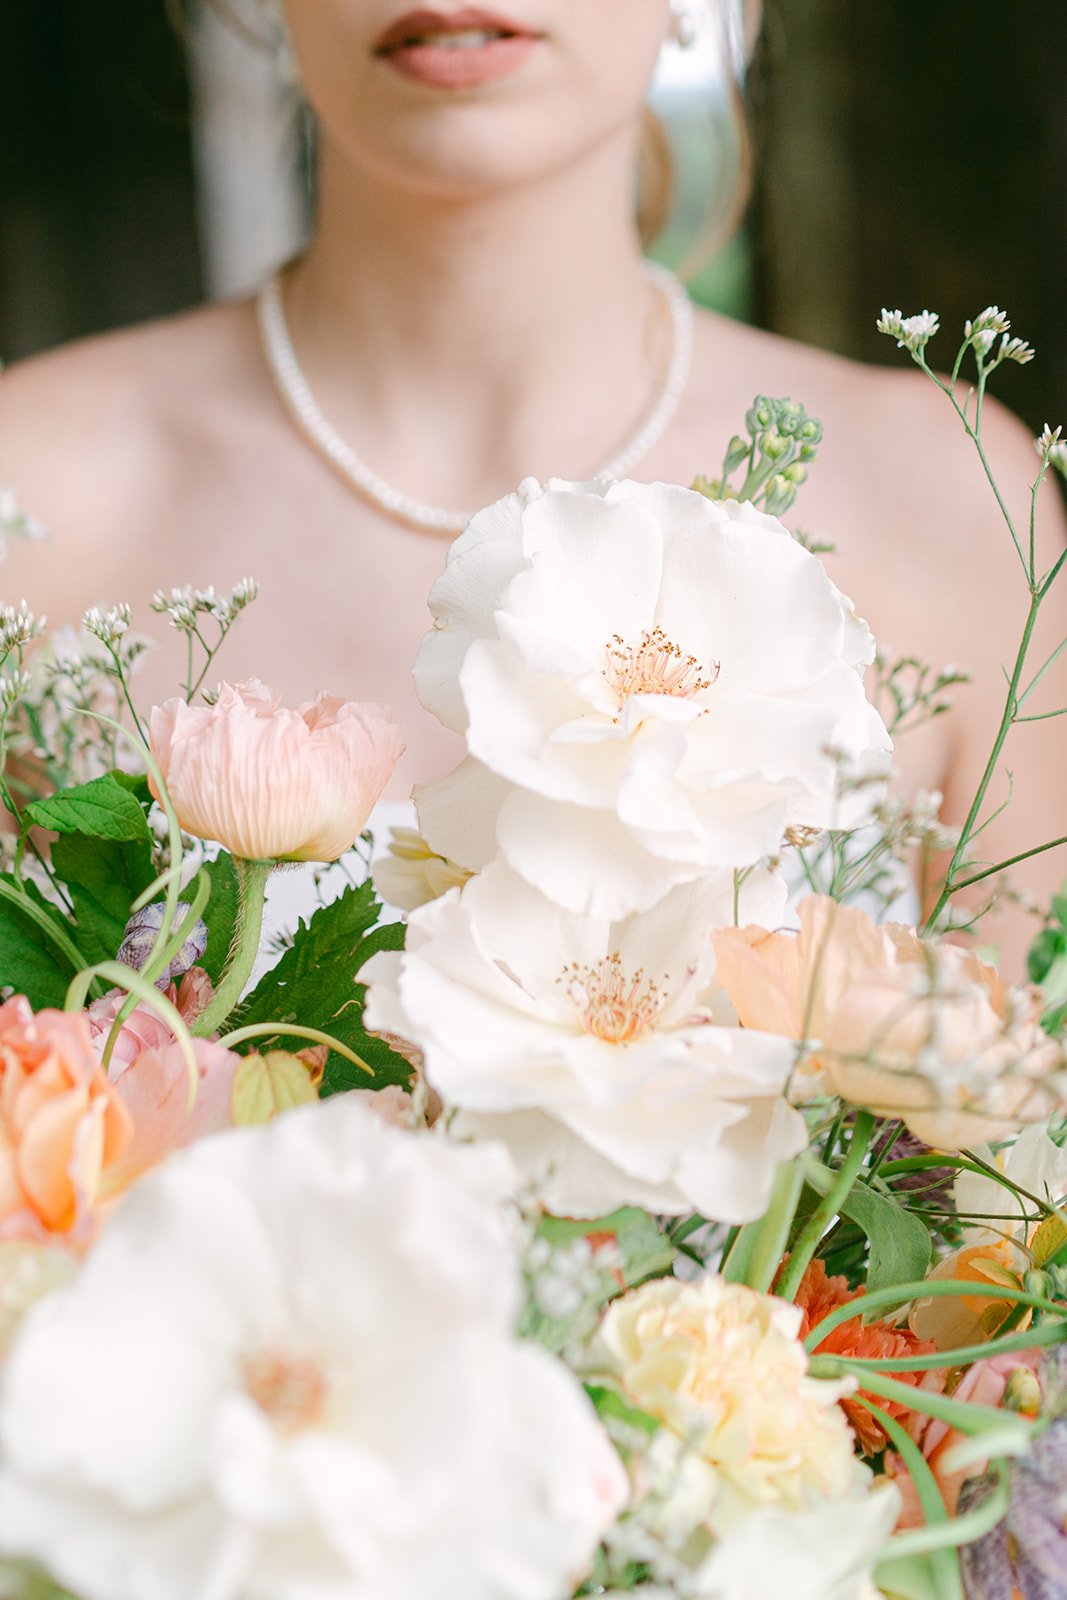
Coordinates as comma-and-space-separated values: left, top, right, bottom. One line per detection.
375, 9, 541, 89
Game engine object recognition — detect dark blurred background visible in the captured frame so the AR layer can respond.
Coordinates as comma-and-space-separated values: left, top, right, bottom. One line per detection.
0, 0, 1063, 437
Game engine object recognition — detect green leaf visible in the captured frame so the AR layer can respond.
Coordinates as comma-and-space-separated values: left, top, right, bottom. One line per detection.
51, 834, 155, 968
233, 883, 410, 1092
807, 1160, 932, 1297
0, 875, 78, 1007
583, 1382, 660, 1439
26, 774, 152, 845
199, 852, 240, 985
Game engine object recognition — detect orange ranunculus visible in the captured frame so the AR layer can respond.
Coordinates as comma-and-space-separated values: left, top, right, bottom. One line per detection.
0, 997, 133, 1238
149, 678, 404, 862
791, 1259, 944, 1455
714, 896, 1064, 1150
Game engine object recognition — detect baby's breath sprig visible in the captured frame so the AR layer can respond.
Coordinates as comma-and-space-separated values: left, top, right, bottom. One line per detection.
80, 604, 151, 746
150, 577, 260, 703
874, 649, 972, 738
692, 394, 824, 523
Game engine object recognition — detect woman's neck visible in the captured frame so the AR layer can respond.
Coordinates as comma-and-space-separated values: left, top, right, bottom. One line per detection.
282, 127, 671, 503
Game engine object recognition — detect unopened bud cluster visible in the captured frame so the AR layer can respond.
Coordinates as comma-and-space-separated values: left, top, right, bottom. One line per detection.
151, 578, 260, 633
0, 602, 46, 656
694, 395, 824, 520
1035, 424, 1067, 479
877, 308, 940, 354
83, 604, 132, 649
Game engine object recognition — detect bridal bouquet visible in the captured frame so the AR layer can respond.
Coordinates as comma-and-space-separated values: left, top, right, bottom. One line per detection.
2, 308, 1067, 1600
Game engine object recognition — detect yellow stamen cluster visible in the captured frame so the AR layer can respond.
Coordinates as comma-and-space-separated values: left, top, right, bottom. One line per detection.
604, 626, 718, 711
560, 954, 668, 1044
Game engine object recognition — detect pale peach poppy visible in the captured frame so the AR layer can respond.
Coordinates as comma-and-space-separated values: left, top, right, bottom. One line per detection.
714, 896, 1064, 1149
149, 678, 405, 862
0, 998, 133, 1239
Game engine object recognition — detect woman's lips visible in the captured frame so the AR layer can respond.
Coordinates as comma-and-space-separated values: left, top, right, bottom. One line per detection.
375, 9, 540, 89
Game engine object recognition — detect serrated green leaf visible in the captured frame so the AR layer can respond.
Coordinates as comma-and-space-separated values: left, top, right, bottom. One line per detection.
199, 852, 240, 984
234, 883, 410, 1092
0, 875, 78, 1007
51, 834, 155, 967
26, 774, 152, 845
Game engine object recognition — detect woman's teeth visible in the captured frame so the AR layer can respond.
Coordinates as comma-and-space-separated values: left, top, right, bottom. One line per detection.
409, 30, 509, 49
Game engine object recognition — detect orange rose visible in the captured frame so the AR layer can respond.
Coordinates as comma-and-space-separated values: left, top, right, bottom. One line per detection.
0, 997, 133, 1238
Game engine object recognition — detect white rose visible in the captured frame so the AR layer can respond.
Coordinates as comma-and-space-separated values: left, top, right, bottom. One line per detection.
365, 861, 805, 1221
0, 1099, 626, 1600
414, 478, 890, 918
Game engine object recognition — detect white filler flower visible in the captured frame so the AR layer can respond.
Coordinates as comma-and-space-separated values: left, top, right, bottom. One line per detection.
365, 862, 806, 1220
0, 1099, 626, 1600
414, 478, 890, 918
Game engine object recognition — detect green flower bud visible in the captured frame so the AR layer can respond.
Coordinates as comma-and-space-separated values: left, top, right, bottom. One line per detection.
722, 435, 750, 473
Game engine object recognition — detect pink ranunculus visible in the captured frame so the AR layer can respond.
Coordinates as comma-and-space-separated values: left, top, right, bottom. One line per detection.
148, 678, 405, 862
85, 967, 215, 1075
887, 1350, 1042, 1527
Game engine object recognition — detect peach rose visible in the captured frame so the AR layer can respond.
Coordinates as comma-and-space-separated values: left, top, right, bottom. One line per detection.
714, 896, 1063, 1149
149, 678, 405, 862
0, 998, 133, 1238
887, 1350, 1041, 1527
85, 968, 214, 1074
106, 1039, 240, 1191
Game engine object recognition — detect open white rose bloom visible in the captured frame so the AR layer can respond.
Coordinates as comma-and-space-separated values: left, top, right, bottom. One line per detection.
414, 478, 891, 918
365, 861, 806, 1219
0, 1101, 625, 1600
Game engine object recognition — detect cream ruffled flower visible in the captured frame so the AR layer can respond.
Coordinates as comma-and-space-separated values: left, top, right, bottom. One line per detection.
597, 1278, 862, 1534
373, 825, 473, 912
0, 1098, 626, 1600
149, 678, 404, 862
713, 895, 1065, 1149
414, 478, 890, 918
364, 862, 805, 1221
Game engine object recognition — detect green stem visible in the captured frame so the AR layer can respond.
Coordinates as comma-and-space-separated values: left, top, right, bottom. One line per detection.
950, 833, 1067, 894
804, 1276, 1067, 1352
776, 1111, 875, 1301
216, 1021, 374, 1077
863, 1402, 961, 1600
741, 1159, 805, 1293
923, 592, 1042, 933
807, 1359, 1033, 1437
824, 1317, 1067, 1373
192, 858, 272, 1038
881, 1462, 1010, 1562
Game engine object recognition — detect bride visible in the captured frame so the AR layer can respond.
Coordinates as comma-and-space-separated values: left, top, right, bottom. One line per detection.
0, 0, 1064, 970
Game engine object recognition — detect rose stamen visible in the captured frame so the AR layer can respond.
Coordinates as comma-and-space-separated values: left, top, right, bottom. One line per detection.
604, 626, 718, 712
243, 1349, 329, 1434
560, 954, 668, 1044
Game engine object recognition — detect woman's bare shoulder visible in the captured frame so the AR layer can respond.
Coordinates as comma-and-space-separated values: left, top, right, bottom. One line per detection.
0, 300, 267, 605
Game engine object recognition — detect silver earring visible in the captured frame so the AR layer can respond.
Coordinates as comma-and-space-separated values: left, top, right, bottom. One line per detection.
669, 0, 701, 49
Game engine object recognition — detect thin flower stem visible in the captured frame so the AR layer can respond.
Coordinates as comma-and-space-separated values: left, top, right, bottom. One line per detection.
862, 1402, 961, 1600
776, 1112, 875, 1302
807, 1360, 1033, 1437
215, 1021, 374, 1077
1015, 706, 1067, 723
924, 593, 1042, 931
827, 1319, 1067, 1374
804, 1277, 1067, 1352
192, 858, 273, 1038
949, 833, 1067, 894
881, 1460, 1009, 1564
741, 1159, 805, 1294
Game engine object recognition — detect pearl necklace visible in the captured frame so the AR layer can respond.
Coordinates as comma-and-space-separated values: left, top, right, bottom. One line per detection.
255, 261, 694, 536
